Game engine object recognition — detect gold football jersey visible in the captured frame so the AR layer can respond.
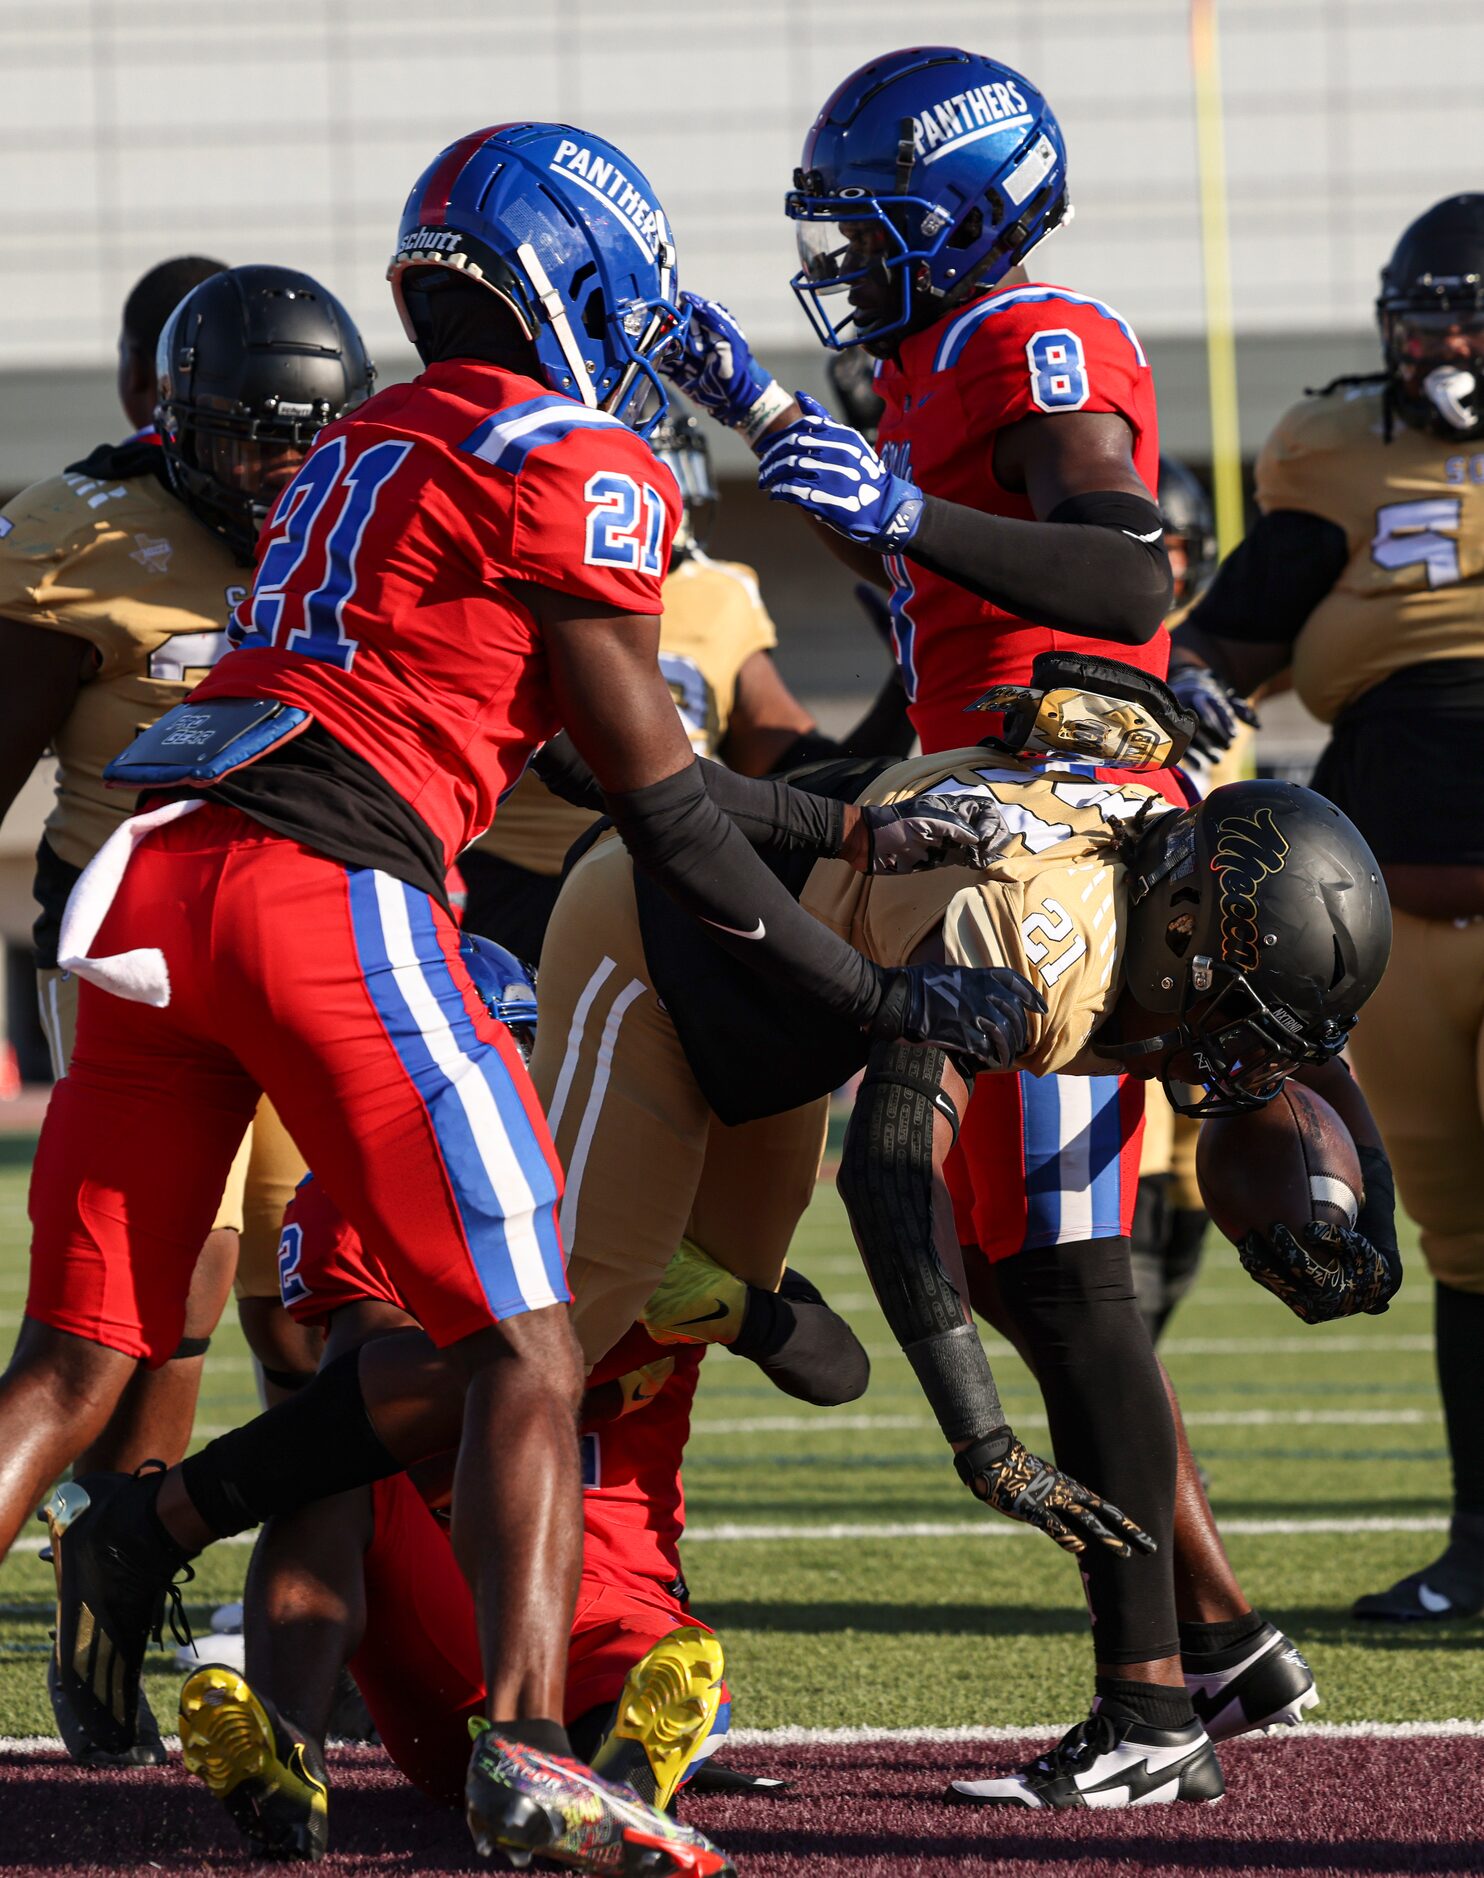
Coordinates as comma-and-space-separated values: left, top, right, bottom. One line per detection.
1256, 383, 1484, 722
801, 751, 1166, 1076
474, 551, 779, 876
0, 464, 243, 867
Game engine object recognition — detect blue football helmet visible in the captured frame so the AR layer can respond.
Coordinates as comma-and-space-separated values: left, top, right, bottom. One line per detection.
459, 932, 539, 1062
787, 47, 1070, 350
389, 123, 685, 433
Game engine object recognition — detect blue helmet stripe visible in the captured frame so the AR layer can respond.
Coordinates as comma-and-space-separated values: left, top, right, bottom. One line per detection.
934, 288, 1148, 374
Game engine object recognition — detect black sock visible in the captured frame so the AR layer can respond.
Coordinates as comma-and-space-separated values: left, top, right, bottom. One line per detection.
178, 1348, 399, 1540
1436, 1282, 1484, 1516
1095, 1675, 1195, 1731
1178, 1610, 1265, 1658
491, 1717, 574, 1759
729, 1276, 869, 1407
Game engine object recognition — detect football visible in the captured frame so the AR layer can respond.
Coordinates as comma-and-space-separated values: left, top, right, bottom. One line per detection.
1196, 1081, 1364, 1247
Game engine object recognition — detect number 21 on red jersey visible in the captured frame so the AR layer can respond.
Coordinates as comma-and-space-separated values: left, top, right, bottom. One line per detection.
238, 436, 412, 671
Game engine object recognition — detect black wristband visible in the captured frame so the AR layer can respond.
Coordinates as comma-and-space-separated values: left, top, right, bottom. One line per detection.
906, 488, 1171, 643
953, 1426, 1014, 1486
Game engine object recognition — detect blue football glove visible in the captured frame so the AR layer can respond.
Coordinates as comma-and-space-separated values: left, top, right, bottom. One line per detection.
1169, 663, 1259, 763
757, 394, 924, 550
660, 292, 790, 438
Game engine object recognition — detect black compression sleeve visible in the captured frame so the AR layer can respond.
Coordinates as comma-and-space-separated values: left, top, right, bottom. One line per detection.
1180, 507, 1350, 647
604, 761, 885, 1026
688, 760, 847, 854
904, 489, 1172, 642
534, 733, 848, 856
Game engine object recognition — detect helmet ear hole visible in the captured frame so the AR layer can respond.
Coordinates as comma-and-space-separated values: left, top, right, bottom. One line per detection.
1164, 911, 1197, 958
578, 280, 607, 344
1329, 933, 1350, 991
947, 208, 984, 252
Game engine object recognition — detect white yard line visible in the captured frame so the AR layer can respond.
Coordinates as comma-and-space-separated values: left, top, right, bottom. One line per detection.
2, 1719, 1480, 1755
690, 1408, 1439, 1436
726, 1719, 1484, 1746
4, 1511, 1449, 1556
677, 1514, 1448, 1543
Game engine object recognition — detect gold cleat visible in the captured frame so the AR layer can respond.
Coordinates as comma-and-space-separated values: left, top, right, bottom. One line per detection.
179, 1665, 329, 1861
641, 1240, 747, 1347
592, 1626, 725, 1811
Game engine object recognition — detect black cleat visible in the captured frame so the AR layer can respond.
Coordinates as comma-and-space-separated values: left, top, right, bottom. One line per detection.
40, 1471, 194, 1762
948, 1708, 1225, 1810
46, 1657, 167, 1768
1352, 1513, 1484, 1622
1184, 1620, 1319, 1741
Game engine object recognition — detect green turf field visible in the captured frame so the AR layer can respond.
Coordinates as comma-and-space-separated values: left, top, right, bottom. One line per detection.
0, 1129, 1475, 1739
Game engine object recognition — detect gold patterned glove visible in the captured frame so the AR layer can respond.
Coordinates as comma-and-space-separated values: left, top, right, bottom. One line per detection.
954, 1428, 1157, 1558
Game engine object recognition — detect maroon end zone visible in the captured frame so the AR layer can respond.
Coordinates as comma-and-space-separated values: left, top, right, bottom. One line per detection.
2, 1734, 1482, 1876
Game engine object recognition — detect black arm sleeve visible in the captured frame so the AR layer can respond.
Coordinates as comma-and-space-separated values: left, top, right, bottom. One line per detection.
837, 1042, 1007, 1445
604, 760, 884, 1026
536, 731, 848, 855
903, 489, 1172, 643
1179, 508, 1350, 647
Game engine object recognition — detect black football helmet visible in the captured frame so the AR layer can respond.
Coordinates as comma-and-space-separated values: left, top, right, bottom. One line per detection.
1110, 781, 1391, 1118
1157, 455, 1217, 607
1378, 195, 1484, 439
156, 265, 374, 561
647, 411, 718, 558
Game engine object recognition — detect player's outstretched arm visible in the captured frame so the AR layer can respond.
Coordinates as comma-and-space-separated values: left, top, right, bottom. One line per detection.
836, 1022, 1153, 1560
660, 293, 888, 586
1237, 1059, 1402, 1323
0, 616, 93, 823
757, 396, 1175, 643
541, 596, 1041, 1067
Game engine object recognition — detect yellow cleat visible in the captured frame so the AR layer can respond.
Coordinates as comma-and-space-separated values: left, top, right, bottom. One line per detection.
641, 1239, 747, 1346
179, 1665, 329, 1861
591, 1625, 726, 1812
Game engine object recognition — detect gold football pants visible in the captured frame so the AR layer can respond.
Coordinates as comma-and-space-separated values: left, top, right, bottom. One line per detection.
530, 838, 829, 1370
1347, 907, 1484, 1295
37, 966, 306, 1297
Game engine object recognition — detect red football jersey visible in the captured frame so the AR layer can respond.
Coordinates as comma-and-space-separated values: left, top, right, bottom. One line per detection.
580, 1324, 702, 1596
279, 1179, 699, 1597
192, 360, 681, 863
874, 280, 1166, 755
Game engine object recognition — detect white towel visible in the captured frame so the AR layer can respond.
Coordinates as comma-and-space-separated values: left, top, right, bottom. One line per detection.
56, 798, 205, 1007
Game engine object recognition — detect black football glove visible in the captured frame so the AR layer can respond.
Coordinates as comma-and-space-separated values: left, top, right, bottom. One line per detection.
954, 1428, 1157, 1559
1238, 1136, 1402, 1324
1169, 663, 1259, 763
869, 964, 1045, 1072
1237, 1220, 1399, 1324
860, 793, 1008, 874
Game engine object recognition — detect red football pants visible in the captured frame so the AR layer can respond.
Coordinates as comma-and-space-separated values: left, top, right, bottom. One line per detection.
28, 804, 565, 1361
350, 1473, 712, 1804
